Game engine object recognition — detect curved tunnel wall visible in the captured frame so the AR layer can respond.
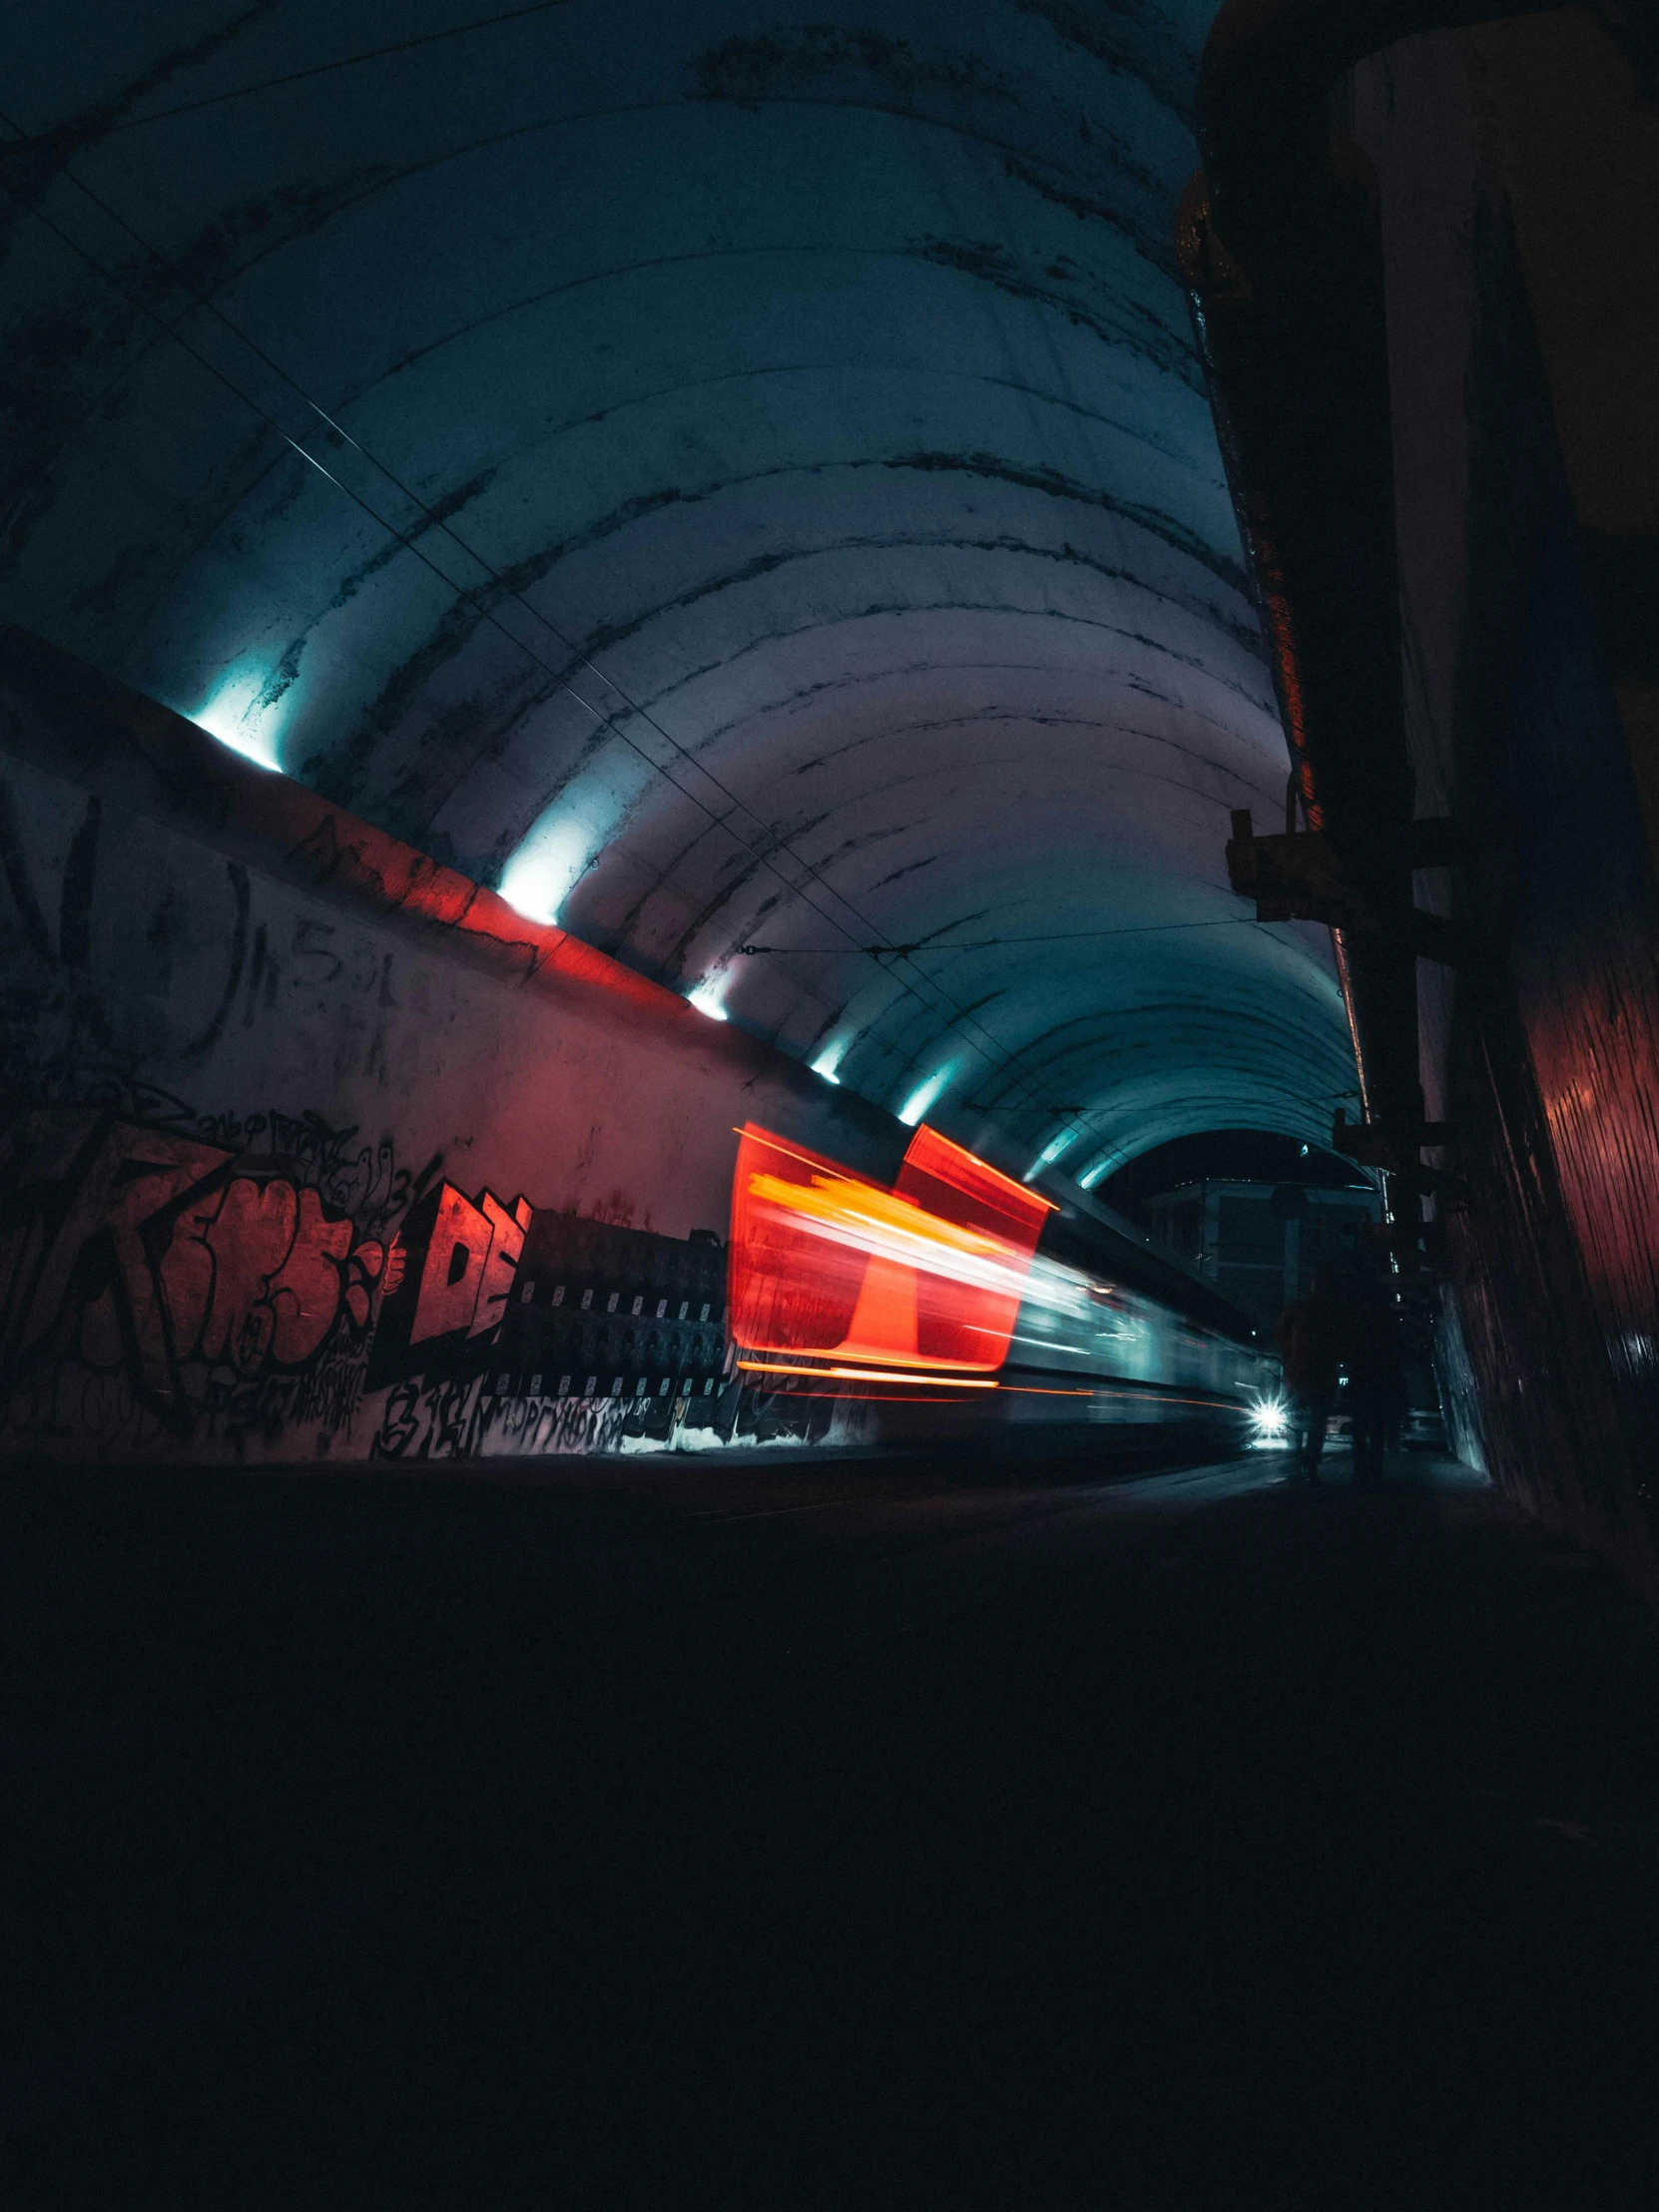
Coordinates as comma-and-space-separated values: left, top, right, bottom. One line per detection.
0, 0, 1356, 1194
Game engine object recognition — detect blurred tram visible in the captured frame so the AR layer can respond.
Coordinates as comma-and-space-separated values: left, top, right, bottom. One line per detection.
728, 1122, 1279, 1460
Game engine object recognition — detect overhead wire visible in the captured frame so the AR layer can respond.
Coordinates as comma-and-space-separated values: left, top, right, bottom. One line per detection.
0, 3, 580, 154
738, 915, 1302, 954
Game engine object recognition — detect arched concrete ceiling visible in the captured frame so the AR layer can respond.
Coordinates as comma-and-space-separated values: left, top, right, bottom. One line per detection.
0, 0, 1356, 1181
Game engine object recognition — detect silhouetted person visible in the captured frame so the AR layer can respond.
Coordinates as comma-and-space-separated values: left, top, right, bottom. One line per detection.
1277, 1270, 1345, 1482
1343, 1290, 1402, 1483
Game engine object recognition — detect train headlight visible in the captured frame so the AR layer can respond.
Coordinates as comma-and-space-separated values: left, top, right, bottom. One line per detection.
1250, 1397, 1289, 1445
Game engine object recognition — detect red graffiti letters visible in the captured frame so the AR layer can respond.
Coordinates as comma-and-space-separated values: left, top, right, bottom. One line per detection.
162, 1177, 359, 1374
410, 1183, 532, 1347
1, 1108, 230, 1390
0, 1105, 386, 1416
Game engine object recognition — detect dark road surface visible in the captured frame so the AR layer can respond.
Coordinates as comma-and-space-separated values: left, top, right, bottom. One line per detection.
8, 1441, 1659, 2207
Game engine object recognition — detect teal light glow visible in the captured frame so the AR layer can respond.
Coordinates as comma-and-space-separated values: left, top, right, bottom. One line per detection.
1025, 1126, 1082, 1182
191, 666, 284, 771
897, 1062, 955, 1128
687, 978, 731, 1022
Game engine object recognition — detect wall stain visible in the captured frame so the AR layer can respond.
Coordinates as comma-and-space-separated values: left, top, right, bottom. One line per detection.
692, 26, 1018, 109
1012, 0, 1200, 126
57, 794, 100, 969
913, 237, 1199, 385
0, 775, 55, 960
179, 863, 251, 1067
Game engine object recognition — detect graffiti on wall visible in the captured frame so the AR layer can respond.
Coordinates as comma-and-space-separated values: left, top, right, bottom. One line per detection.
0, 1098, 427, 1452
0, 1095, 731, 1460
363, 1184, 731, 1458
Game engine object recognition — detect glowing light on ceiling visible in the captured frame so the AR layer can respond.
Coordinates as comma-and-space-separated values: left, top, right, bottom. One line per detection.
811, 1037, 848, 1085
1025, 1126, 1081, 1182
1077, 1159, 1111, 1191
499, 814, 597, 925
190, 665, 284, 771
687, 978, 731, 1022
897, 1061, 956, 1128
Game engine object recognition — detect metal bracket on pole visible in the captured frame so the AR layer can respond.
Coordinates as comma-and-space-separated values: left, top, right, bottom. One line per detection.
1331, 1108, 1452, 1164
1227, 810, 1479, 963
1333, 1108, 1467, 1221
1227, 810, 1359, 926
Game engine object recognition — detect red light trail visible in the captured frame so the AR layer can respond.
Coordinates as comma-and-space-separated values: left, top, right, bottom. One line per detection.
728, 1123, 1052, 1378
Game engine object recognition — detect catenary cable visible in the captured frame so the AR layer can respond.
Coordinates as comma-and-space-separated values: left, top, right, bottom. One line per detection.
738, 916, 1301, 953
0, 4, 580, 156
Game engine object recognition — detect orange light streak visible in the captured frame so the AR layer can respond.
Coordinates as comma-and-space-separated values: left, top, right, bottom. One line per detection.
998, 1384, 1094, 1396
737, 1360, 999, 1388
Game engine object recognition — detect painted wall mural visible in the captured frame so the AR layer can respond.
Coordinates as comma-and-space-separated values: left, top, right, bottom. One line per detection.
0, 1091, 734, 1463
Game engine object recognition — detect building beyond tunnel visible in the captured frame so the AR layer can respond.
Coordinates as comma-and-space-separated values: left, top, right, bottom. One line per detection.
1144, 1178, 1382, 1338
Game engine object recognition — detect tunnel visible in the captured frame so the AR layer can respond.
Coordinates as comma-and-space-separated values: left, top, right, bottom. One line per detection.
4, 2, 1658, 2200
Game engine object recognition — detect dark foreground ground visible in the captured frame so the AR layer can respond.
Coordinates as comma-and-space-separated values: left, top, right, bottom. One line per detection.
7, 1439, 1659, 2208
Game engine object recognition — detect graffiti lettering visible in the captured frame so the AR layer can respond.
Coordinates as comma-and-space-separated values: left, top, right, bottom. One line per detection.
161, 1177, 361, 1374
410, 1183, 532, 1346
367, 1377, 629, 1461
0, 1107, 230, 1392
3, 1097, 729, 1464
0, 1104, 392, 1442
